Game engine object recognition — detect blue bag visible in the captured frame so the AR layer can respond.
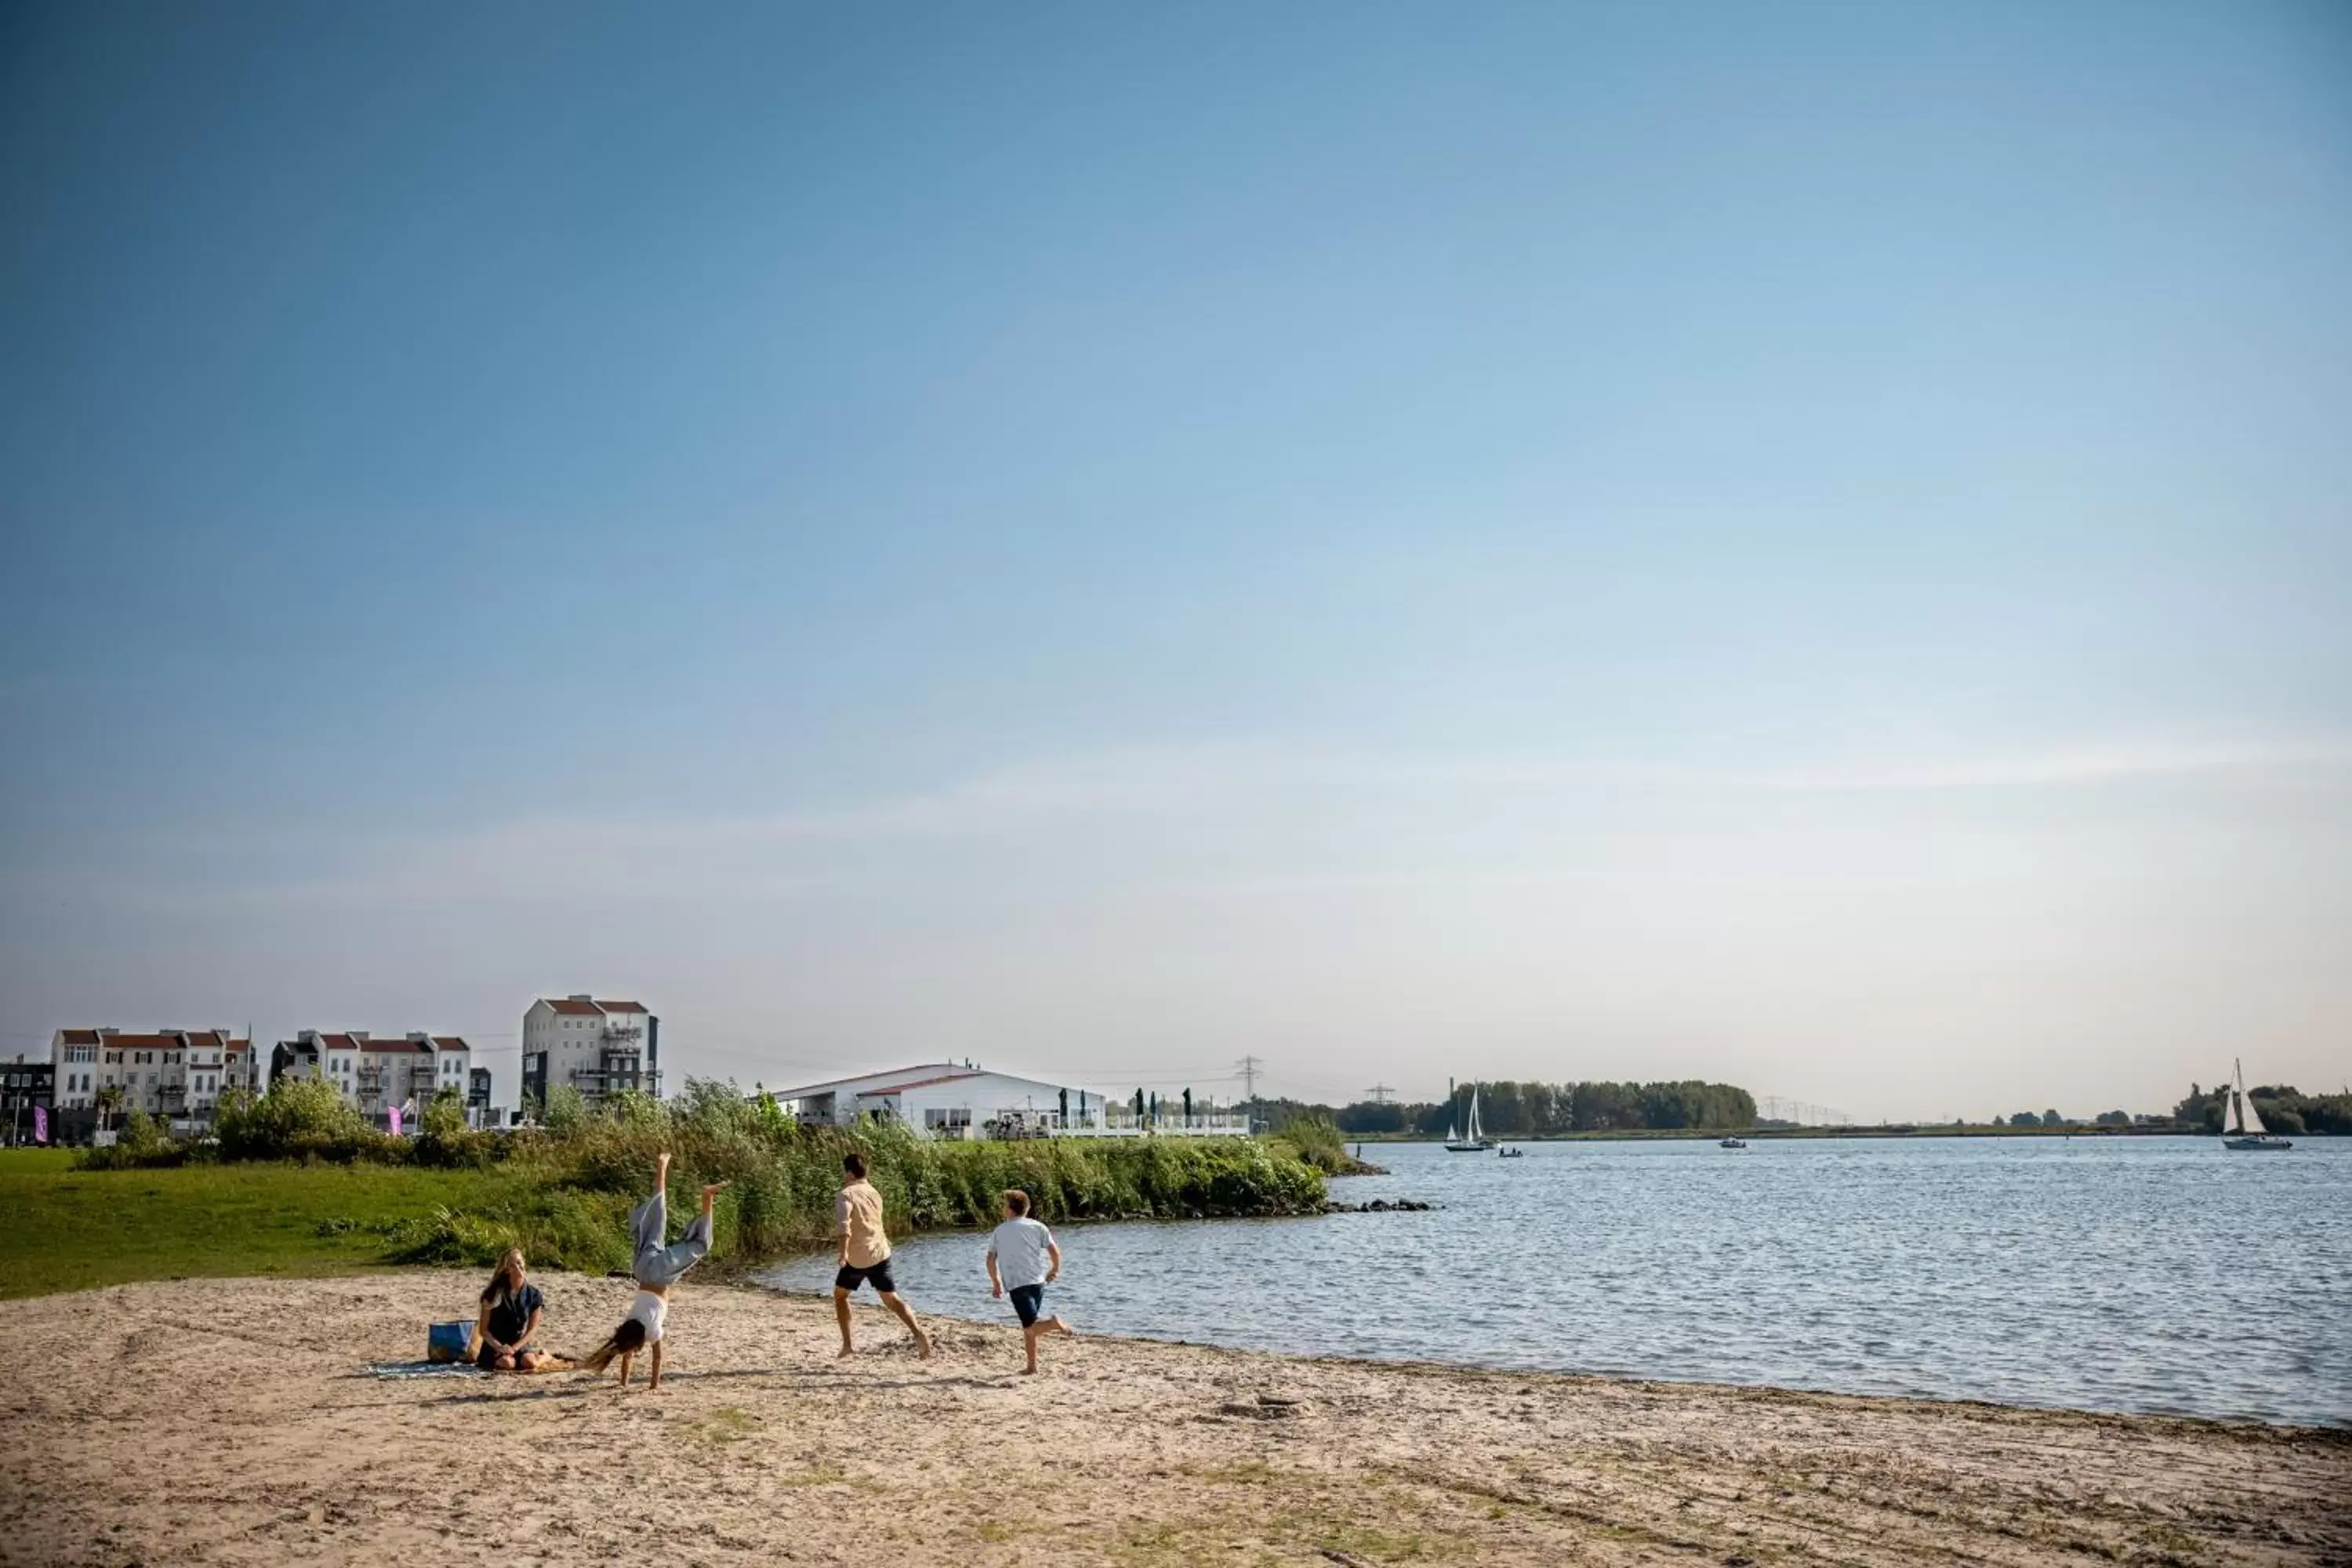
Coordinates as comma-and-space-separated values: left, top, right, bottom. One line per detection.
426, 1320, 473, 1363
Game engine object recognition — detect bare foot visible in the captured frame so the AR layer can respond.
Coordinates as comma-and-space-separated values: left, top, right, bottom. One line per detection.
1021, 1364, 1036, 1375
836, 1345, 855, 1359
702, 1181, 731, 1196
916, 1332, 935, 1361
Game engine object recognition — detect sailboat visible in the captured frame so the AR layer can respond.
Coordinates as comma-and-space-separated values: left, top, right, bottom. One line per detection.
2221, 1058, 2292, 1151
1445, 1085, 1493, 1152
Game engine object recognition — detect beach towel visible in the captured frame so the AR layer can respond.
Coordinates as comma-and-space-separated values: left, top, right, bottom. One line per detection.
365, 1360, 487, 1381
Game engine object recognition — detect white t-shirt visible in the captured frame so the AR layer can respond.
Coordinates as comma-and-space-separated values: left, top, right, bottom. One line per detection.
626, 1290, 668, 1345
987, 1217, 1056, 1290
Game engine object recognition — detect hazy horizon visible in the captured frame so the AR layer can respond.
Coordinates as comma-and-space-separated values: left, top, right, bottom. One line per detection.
4, 2, 2348, 1120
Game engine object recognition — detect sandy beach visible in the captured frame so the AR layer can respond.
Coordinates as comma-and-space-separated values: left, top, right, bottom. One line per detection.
1, 1272, 2343, 1567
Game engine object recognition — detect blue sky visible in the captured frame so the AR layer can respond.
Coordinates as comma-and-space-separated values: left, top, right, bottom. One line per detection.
3, 1, 2347, 1117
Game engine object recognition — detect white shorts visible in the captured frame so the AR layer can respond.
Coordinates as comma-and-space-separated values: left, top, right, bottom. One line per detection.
626, 1290, 668, 1345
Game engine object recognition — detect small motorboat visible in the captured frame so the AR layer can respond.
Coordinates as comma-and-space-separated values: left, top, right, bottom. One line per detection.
1719, 1137, 1748, 1149
1496, 1145, 1524, 1159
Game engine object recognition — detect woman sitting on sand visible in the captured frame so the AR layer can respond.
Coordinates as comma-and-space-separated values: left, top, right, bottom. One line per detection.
579, 1152, 726, 1391
472, 1248, 568, 1372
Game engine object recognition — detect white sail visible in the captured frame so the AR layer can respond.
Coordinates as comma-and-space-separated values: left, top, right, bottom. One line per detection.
1467, 1087, 1483, 1142
2234, 1061, 2267, 1135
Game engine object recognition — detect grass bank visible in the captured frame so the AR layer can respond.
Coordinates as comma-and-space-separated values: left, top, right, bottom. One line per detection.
1, 1091, 1331, 1298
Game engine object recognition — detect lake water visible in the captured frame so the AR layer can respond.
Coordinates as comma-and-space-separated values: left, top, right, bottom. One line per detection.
757, 1135, 2352, 1426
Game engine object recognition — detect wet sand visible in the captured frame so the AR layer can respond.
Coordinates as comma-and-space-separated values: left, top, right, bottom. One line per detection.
1, 1272, 2343, 1566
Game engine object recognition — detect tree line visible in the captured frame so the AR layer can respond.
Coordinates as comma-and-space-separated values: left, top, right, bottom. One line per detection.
2171, 1083, 2352, 1137
1250, 1080, 1758, 1136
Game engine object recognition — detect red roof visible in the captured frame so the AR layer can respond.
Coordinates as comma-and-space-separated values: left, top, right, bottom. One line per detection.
320, 1033, 361, 1051
543, 998, 603, 1016
594, 1000, 646, 1014
431, 1036, 468, 1051
60, 1029, 100, 1045
358, 1038, 428, 1054
108, 1033, 183, 1048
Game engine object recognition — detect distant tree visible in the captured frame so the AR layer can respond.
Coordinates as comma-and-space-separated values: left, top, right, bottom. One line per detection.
2040, 1109, 2064, 1127
1334, 1101, 1406, 1134
93, 1083, 123, 1132
2094, 1109, 2131, 1127
2008, 1112, 2041, 1127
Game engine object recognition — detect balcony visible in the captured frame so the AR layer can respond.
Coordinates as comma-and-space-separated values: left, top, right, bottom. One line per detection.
570, 1053, 662, 1100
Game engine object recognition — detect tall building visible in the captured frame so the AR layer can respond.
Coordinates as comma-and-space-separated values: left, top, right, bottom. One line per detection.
269, 1030, 474, 1126
520, 996, 659, 1110
50, 1028, 259, 1125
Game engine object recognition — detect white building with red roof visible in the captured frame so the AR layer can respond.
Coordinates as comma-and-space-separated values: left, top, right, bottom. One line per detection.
768, 1062, 1243, 1140
49, 1027, 259, 1125
270, 1029, 474, 1127
521, 996, 659, 1112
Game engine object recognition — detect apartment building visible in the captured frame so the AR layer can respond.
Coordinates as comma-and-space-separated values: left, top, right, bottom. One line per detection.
49, 1027, 260, 1126
270, 1030, 474, 1126
520, 996, 659, 1110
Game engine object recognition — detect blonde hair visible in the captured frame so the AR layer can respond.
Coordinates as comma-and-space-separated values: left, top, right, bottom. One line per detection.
480, 1247, 527, 1305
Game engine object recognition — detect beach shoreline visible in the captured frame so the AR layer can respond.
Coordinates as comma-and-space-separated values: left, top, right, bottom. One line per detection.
2, 1272, 2344, 1567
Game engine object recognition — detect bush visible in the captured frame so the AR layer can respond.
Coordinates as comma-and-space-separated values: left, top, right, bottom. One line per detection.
215, 1078, 390, 1163
79, 1109, 187, 1169
543, 1084, 587, 1134
1270, 1111, 1359, 1174
414, 1087, 491, 1169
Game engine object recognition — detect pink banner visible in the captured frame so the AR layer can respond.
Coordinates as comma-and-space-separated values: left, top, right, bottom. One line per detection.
388, 1104, 403, 1136
33, 1105, 48, 1144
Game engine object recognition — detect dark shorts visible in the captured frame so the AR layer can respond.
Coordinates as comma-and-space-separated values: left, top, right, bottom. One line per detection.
1008, 1283, 1046, 1327
834, 1258, 898, 1295
476, 1343, 538, 1370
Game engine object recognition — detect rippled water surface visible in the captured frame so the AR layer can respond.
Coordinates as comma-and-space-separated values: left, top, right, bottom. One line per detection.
758, 1136, 2351, 1425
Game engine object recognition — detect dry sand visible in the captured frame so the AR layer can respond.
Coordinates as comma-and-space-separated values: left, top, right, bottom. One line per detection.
1, 1272, 2343, 1567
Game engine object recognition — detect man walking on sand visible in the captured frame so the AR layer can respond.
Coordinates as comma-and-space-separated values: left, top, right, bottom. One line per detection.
985, 1189, 1073, 1374
833, 1152, 931, 1359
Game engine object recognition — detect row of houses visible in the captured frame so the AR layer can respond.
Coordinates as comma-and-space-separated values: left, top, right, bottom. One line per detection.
9, 994, 663, 1143
6, 994, 1256, 1147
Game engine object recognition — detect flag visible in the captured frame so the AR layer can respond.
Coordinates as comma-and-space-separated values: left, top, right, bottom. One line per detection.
33, 1105, 47, 1145
387, 1103, 403, 1136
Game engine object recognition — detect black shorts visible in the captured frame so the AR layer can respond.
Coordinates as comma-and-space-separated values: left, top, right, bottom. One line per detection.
1008, 1283, 1046, 1327
476, 1343, 537, 1370
834, 1258, 898, 1295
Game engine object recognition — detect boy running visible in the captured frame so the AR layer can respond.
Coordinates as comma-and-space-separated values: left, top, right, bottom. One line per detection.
833, 1151, 932, 1359
985, 1189, 1073, 1374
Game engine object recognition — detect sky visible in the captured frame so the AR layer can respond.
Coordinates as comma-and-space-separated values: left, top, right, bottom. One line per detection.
2, 2, 2348, 1121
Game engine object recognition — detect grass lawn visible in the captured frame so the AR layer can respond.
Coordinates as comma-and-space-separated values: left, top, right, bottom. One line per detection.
0, 1149, 535, 1299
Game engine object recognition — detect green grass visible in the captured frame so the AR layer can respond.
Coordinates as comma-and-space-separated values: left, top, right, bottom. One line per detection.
0, 1101, 1331, 1299
0, 1156, 542, 1299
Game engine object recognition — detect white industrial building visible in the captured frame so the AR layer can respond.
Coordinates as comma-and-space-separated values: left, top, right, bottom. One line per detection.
51, 1027, 260, 1127
768, 1062, 1248, 1140
521, 996, 659, 1111
270, 1029, 478, 1127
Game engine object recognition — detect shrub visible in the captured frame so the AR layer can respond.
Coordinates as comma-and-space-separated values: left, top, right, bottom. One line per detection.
215, 1077, 390, 1163
543, 1084, 587, 1134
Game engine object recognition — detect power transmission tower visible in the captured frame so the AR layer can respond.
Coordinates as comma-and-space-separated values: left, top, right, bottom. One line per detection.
1236, 1056, 1262, 1102
1365, 1084, 1395, 1105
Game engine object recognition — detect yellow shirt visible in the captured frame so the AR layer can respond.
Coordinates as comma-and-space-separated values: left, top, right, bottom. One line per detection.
837, 1179, 891, 1267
